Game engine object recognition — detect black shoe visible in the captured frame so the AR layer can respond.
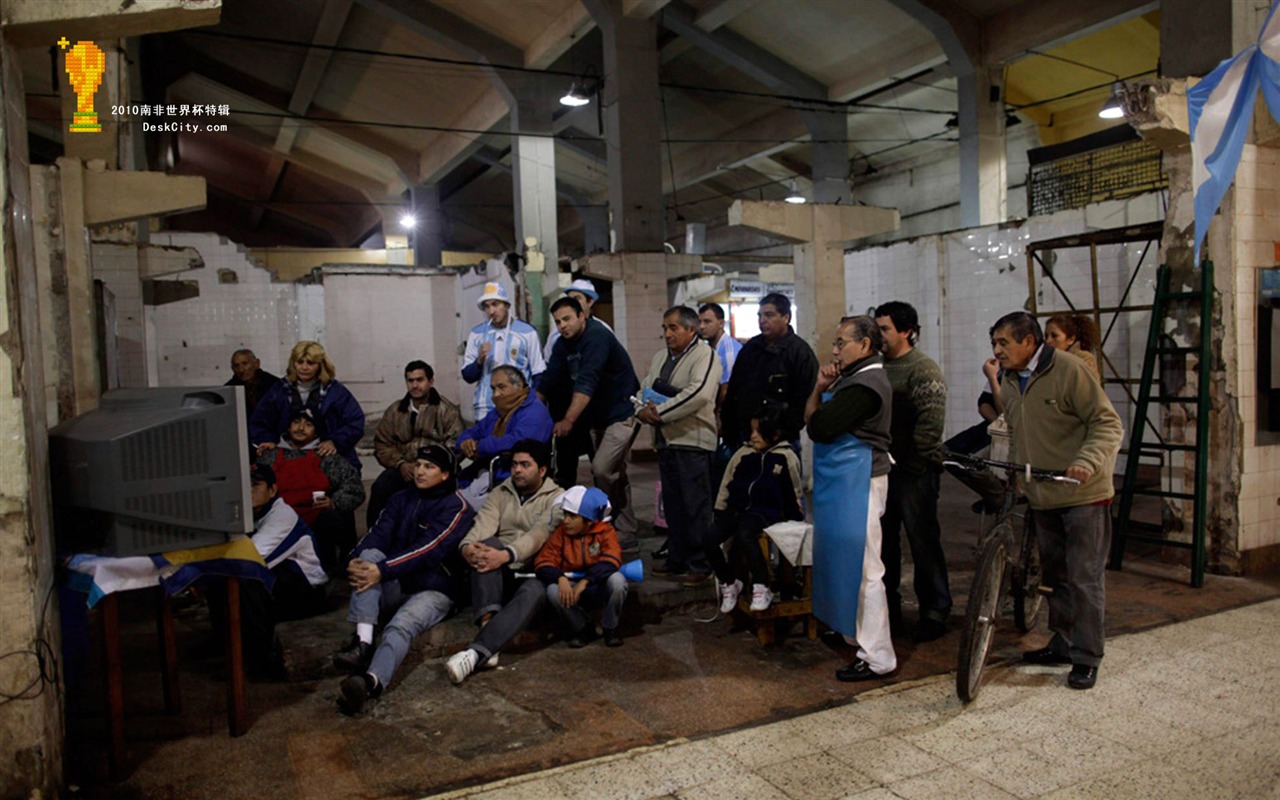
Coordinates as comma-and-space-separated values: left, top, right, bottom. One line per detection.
566, 629, 598, 648
1022, 645, 1072, 666
603, 628, 623, 647
651, 562, 688, 577
653, 540, 669, 560
619, 536, 641, 556
1068, 664, 1098, 690
835, 659, 892, 683
333, 636, 373, 673
338, 673, 380, 715
913, 618, 948, 643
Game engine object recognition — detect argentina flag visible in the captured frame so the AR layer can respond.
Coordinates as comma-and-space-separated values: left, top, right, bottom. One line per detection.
1189, 0, 1280, 262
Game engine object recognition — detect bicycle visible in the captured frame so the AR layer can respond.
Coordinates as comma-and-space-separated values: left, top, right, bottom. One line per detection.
943, 452, 1079, 703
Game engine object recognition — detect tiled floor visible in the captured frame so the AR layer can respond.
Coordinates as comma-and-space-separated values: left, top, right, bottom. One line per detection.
429, 598, 1280, 800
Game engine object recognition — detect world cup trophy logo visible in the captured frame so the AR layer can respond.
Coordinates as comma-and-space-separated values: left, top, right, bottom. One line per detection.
59, 38, 106, 133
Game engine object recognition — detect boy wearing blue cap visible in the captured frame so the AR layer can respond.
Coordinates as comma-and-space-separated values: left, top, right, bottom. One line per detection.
535, 486, 627, 647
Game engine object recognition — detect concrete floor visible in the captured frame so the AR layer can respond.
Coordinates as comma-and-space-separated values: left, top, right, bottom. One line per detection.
437, 597, 1280, 800
63, 467, 1280, 799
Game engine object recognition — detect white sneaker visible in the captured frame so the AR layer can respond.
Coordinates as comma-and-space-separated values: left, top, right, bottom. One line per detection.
483, 652, 499, 669
446, 648, 479, 685
719, 579, 743, 614
749, 584, 773, 612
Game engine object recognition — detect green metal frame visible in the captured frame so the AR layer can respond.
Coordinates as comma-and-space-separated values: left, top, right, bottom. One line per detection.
1108, 262, 1212, 587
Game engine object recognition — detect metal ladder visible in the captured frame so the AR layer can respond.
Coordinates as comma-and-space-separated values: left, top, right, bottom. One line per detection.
1108, 262, 1213, 587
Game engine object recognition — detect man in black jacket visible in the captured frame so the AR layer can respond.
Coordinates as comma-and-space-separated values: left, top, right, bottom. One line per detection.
331, 445, 474, 714
225, 349, 277, 419
722, 293, 819, 449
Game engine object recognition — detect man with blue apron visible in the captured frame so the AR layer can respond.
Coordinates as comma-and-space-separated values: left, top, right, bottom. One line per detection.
805, 316, 897, 681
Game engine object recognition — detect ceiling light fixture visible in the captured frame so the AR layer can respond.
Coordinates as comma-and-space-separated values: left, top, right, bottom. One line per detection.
400, 213, 417, 229
1098, 82, 1126, 119
559, 82, 592, 107
560, 66, 602, 108
784, 179, 806, 204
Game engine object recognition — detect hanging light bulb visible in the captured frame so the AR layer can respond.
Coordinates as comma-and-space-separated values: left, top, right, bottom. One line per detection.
1098, 82, 1126, 119
559, 81, 592, 107
784, 179, 806, 204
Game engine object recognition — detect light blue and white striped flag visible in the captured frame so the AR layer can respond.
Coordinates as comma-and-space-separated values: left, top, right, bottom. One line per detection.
1189, 0, 1280, 262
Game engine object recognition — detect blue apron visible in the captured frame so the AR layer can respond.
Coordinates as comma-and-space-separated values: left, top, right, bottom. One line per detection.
811, 404, 873, 638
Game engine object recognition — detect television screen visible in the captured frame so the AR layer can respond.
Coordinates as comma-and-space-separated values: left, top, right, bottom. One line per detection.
48, 386, 253, 557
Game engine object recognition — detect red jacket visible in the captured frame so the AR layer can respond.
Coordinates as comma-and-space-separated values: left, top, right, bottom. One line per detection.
534, 519, 621, 585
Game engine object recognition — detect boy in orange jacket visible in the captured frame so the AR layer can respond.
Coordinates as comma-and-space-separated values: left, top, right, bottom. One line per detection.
535, 486, 627, 647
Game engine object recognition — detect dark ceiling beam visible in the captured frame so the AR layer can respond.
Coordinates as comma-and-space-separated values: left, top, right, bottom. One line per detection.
982, 0, 1158, 65
252, 0, 354, 230
660, 1, 824, 100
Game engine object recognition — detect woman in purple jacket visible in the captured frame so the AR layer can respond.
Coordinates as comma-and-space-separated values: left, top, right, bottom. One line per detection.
251, 340, 366, 472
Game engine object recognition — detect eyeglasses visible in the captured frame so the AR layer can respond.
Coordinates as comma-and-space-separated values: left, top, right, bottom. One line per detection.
833, 338, 861, 349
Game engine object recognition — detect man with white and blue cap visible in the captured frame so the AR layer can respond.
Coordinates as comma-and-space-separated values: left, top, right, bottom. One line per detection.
462, 281, 545, 422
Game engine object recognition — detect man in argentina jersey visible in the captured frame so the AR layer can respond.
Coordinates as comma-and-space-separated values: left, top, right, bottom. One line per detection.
462, 282, 545, 421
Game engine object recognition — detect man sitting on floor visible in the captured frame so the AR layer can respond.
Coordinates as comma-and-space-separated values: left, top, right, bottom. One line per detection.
332, 445, 474, 714
445, 439, 562, 685
455, 366, 553, 508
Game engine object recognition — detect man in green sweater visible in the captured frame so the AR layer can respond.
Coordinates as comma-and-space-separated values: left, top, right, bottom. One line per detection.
874, 301, 951, 643
990, 312, 1121, 690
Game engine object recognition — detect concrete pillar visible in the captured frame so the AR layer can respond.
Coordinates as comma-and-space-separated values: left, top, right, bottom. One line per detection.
584, 0, 666, 252
510, 94, 560, 332
798, 110, 853, 205
0, 37, 62, 800
575, 202, 610, 254
957, 67, 1007, 228
411, 184, 443, 267
728, 200, 899, 353
684, 222, 706, 255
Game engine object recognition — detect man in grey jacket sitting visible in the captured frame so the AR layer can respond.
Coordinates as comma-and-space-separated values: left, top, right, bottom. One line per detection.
446, 439, 562, 684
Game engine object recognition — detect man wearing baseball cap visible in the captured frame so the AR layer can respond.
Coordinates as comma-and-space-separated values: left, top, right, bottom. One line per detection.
462, 281, 545, 422
332, 444, 474, 714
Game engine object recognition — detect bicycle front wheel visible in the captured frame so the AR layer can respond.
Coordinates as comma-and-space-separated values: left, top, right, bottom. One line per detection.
956, 523, 1009, 703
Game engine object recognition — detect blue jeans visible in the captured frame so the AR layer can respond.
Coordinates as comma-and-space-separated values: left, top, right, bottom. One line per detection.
346, 548, 453, 688
545, 571, 628, 634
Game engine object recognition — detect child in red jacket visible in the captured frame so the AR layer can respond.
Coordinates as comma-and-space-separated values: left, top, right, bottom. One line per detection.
535, 486, 627, 647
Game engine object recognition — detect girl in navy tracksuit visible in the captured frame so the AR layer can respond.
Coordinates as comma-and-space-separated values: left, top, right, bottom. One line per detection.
703, 414, 804, 613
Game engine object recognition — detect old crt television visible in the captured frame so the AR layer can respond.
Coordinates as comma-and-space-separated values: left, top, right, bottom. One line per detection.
48, 386, 253, 557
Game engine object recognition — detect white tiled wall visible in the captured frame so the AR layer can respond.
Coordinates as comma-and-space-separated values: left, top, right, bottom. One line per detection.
146, 232, 310, 386
845, 193, 1163, 463
1232, 145, 1280, 552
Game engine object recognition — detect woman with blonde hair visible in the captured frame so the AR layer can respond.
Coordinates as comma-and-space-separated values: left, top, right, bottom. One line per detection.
1044, 313, 1102, 384
250, 340, 366, 471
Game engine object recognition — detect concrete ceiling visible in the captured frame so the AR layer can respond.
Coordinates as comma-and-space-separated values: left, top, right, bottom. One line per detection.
21, 0, 1159, 255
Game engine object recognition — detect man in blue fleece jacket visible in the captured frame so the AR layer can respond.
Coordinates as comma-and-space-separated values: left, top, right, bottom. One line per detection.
332, 445, 474, 714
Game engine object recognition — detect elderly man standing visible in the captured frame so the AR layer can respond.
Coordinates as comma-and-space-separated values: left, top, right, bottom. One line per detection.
462, 282, 545, 422
874, 300, 951, 643
537, 297, 641, 551
990, 311, 1121, 691
225, 348, 277, 419
638, 306, 721, 582
368, 360, 464, 529
721, 293, 818, 450
805, 316, 896, 682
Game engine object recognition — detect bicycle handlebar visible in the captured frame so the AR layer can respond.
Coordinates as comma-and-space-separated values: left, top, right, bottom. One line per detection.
942, 452, 1081, 485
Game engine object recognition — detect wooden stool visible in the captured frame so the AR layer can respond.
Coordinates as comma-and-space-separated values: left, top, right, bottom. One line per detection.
739, 533, 817, 645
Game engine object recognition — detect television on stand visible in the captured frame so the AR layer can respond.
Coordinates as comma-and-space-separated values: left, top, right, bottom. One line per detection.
48, 386, 254, 557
